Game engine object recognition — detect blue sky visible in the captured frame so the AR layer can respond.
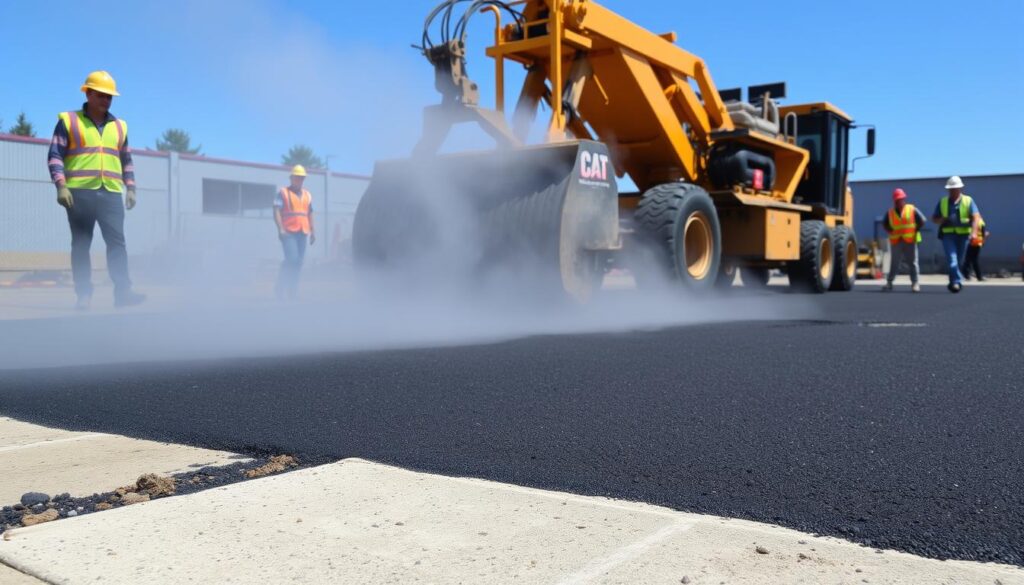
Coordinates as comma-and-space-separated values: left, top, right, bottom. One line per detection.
2, 0, 1021, 180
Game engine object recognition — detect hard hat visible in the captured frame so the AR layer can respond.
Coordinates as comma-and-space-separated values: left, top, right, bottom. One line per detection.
80, 71, 120, 96
945, 176, 964, 190
291, 165, 307, 177
892, 188, 907, 202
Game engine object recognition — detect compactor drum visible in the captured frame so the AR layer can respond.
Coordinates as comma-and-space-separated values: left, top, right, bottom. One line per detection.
354, 141, 619, 301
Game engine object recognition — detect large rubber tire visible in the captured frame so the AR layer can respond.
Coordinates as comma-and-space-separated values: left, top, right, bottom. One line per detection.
829, 225, 857, 292
788, 220, 834, 293
740, 266, 770, 288
633, 183, 722, 292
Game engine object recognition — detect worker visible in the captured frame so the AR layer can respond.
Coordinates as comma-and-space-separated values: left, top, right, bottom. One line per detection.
273, 165, 316, 299
961, 217, 991, 281
48, 71, 145, 310
882, 188, 925, 293
932, 176, 981, 293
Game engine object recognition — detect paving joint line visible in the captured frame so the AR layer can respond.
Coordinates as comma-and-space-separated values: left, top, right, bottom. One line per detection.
0, 434, 110, 454
555, 521, 694, 585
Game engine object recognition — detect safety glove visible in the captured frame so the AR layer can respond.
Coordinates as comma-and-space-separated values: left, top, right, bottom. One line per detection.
126, 188, 137, 210
57, 185, 74, 208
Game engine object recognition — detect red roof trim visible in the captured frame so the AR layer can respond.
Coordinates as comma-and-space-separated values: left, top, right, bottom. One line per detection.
178, 152, 370, 180
0, 132, 369, 179
0, 133, 49, 145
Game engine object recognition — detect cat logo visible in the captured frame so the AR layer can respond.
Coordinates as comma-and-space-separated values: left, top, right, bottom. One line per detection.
579, 151, 610, 187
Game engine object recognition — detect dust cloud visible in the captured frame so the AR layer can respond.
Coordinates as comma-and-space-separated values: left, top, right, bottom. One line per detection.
0, 279, 817, 371
0, 2, 820, 372
2, 151, 818, 371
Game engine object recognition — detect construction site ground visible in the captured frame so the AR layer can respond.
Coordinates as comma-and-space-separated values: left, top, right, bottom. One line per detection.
0, 276, 1022, 583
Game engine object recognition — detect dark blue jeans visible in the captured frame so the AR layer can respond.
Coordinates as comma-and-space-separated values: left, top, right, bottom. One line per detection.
65, 188, 131, 298
941, 233, 969, 286
276, 232, 308, 299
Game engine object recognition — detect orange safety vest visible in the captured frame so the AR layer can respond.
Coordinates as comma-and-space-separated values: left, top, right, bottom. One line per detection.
888, 204, 921, 244
279, 187, 312, 234
970, 219, 987, 247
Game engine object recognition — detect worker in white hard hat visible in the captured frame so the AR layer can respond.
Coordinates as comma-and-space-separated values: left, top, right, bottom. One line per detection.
47, 71, 145, 310
273, 164, 316, 299
932, 176, 982, 293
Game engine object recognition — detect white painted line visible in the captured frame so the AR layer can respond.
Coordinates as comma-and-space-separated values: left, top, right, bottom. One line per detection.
0, 434, 108, 453
556, 521, 693, 585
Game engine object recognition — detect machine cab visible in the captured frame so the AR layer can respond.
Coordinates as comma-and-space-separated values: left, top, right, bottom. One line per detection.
782, 103, 854, 216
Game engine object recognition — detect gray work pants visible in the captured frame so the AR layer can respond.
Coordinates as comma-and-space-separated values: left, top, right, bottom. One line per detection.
887, 241, 919, 285
65, 188, 131, 298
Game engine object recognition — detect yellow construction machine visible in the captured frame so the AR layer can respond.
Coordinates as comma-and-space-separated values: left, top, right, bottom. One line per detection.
354, 0, 876, 300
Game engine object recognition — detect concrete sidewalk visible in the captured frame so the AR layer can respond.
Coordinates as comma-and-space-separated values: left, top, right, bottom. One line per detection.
2, 458, 1020, 585
0, 417, 249, 504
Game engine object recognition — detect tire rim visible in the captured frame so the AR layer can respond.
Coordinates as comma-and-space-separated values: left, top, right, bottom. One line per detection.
845, 240, 856, 279
819, 237, 833, 282
684, 212, 713, 280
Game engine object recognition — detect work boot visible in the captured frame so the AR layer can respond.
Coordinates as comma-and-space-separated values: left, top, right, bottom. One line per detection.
911, 283, 921, 293
114, 290, 147, 308
881, 282, 893, 292
75, 294, 91, 311
948, 283, 962, 294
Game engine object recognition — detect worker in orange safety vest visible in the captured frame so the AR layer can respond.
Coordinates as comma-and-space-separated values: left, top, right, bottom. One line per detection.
961, 218, 991, 281
273, 165, 316, 300
882, 188, 926, 293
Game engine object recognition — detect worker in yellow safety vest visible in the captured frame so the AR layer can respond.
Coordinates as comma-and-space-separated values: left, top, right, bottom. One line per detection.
882, 189, 925, 293
961, 218, 991, 281
932, 176, 982, 293
273, 165, 316, 299
47, 71, 145, 310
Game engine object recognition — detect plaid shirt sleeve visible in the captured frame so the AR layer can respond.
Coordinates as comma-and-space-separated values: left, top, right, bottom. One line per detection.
120, 133, 136, 189
47, 120, 68, 185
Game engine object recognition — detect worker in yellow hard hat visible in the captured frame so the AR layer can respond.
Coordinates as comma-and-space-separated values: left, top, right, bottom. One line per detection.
273, 164, 317, 299
47, 71, 145, 309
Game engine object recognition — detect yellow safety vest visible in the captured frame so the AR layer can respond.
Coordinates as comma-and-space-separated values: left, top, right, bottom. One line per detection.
939, 195, 974, 235
58, 110, 127, 192
888, 204, 921, 244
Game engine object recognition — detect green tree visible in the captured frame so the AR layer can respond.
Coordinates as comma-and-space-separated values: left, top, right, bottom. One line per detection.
281, 144, 324, 170
8, 112, 35, 137
155, 128, 202, 154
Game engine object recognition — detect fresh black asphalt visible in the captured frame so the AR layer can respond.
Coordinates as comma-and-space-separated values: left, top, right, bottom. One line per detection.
1, 284, 1022, 565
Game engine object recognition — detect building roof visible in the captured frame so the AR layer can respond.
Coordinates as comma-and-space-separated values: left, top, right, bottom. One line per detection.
0, 132, 370, 180
851, 172, 1024, 184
